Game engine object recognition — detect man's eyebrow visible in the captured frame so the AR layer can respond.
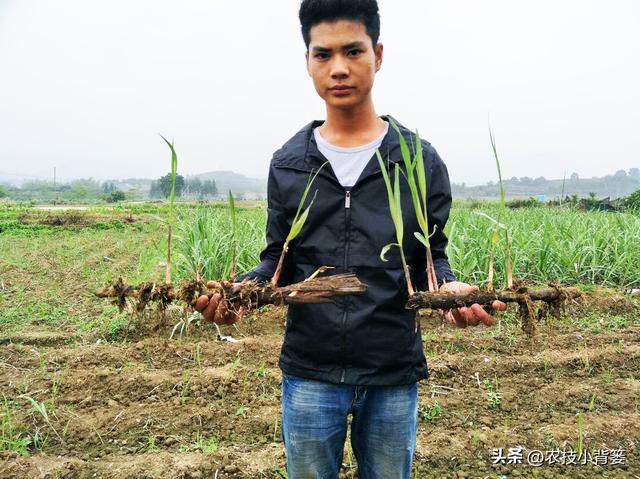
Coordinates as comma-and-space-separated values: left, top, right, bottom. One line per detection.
310, 41, 366, 53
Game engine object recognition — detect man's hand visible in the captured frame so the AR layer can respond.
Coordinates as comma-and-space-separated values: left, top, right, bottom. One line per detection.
194, 280, 245, 325
440, 281, 506, 328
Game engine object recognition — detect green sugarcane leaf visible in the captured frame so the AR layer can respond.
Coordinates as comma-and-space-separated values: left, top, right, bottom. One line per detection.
414, 130, 426, 205
380, 242, 400, 262
376, 150, 397, 218
160, 135, 178, 215
414, 231, 428, 248
228, 189, 237, 236
291, 161, 328, 228
390, 119, 427, 235
286, 189, 318, 242
393, 163, 403, 243
475, 211, 506, 229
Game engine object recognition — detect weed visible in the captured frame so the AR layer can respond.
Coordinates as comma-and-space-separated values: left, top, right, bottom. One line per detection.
0, 395, 31, 455
482, 378, 502, 409
194, 343, 202, 371
192, 431, 219, 453
146, 435, 160, 452
50, 374, 64, 405
419, 401, 443, 421
576, 413, 585, 457
235, 406, 247, 417
254, 363, 268, 378
580, 342, 594, 374
179, 372, 191, 405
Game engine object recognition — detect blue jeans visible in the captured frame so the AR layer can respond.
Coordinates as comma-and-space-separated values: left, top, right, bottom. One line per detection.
281, 373, 418, 479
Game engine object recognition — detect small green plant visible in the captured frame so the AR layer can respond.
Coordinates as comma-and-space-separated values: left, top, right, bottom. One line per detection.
484, 124, 513, 290
580, 342, 593, 374
192, 432, 219, 454
471, 428, 483, 447
542, 353, 552, 373
376, 151, 414, 295
576, 413, 584, 457
388, 118, 438, 292
272, 161, 328, 287
419, 401, 443, 421
30, 429, 49, 452
194, 344, 202, 371
146, 435, 160, 452
228, 189, 238, 280
160, 135, 178, 284
587, 392, 597, 412
273, 416, 279, 442
1, 395, 31, 455
50, 375, 64, 405
21, 395, 62, 441
235, 406, 247, 417
482, 378, 502, 408
254, 363, 268, 378
179, 372, 191, 405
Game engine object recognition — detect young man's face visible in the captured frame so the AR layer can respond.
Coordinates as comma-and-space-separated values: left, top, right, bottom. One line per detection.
306, 19, 383, 111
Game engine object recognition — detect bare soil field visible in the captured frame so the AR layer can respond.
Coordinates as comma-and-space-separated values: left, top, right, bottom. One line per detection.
1, 297, 638, 479
1, 207, 638, 478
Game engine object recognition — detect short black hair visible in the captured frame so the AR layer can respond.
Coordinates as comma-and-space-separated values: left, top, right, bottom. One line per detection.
299, 0, 380, 49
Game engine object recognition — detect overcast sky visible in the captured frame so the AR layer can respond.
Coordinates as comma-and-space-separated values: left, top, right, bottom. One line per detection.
1, 0, 638, 185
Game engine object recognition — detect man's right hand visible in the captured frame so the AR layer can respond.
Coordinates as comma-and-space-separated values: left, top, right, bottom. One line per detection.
194, 280, 245, 325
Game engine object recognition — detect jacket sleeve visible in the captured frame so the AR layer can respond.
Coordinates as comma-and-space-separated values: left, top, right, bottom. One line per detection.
235, 162, 296, 286
411, 146, 457, 289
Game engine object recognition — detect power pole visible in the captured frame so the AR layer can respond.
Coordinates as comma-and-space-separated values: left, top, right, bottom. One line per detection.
53, 167, 56, 187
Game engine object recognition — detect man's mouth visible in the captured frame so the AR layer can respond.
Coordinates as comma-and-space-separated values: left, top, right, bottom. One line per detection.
329, 85, 355, 96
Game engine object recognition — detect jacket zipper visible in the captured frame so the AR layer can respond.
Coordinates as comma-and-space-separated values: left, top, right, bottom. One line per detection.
340, 190, 351, 383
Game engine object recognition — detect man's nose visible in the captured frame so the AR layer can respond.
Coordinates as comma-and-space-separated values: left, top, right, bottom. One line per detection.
330, 55, 349, 79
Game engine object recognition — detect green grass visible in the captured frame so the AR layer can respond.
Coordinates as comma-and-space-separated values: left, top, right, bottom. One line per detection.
1, 201, 638, 339
446, 204, 640, 288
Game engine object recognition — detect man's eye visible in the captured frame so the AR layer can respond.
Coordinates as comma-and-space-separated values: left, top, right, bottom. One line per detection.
314, 53, 329, 59
348, 49, 363, 57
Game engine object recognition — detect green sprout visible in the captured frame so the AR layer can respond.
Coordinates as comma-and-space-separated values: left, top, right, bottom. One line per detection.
228, 189, 237, 281
160, 135, 178, 284
485, 124, 513, 290
271, 161, 328, 287
376, 151, 414, 295
388, 118, 439, 292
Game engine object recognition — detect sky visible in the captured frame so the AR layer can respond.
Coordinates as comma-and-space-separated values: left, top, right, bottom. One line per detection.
0, 0, 638, 185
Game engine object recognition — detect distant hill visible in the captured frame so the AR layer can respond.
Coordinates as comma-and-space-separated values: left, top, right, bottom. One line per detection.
452, 169, 640, 200
190, 170, 266, 199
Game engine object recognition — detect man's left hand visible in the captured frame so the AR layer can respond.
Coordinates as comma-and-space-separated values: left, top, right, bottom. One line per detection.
439, 281, 507, 328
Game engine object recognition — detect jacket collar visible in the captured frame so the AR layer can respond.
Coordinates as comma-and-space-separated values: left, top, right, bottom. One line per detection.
274, 115, 414, 184
305, 114, 407, 169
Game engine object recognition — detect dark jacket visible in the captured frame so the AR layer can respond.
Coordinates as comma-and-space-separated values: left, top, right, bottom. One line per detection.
237, 115, 456, 386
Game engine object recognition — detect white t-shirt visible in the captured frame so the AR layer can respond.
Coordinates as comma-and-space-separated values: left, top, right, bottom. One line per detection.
314, 122, 389, 188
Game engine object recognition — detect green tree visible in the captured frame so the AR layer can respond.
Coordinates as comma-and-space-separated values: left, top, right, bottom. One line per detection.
158, 173, 185, 198
106, 190, 126, 203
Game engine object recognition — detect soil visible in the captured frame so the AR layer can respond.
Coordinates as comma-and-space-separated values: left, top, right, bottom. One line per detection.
1, 300, 638, 479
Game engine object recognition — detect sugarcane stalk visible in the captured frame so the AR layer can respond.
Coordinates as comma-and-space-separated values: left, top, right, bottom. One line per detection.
407, 286, 581, 311
95, 272, 367, 312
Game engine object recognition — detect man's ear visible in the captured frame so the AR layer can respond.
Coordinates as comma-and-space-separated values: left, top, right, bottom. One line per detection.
374, 42, 383, 72
305, 50, 311, 76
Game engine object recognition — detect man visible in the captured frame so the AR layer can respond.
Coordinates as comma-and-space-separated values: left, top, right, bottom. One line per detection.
196, 1, 506, 477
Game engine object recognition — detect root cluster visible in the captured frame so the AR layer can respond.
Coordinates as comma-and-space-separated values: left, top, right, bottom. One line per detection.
408, 282, 581, 336
95, 273, 367, 315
